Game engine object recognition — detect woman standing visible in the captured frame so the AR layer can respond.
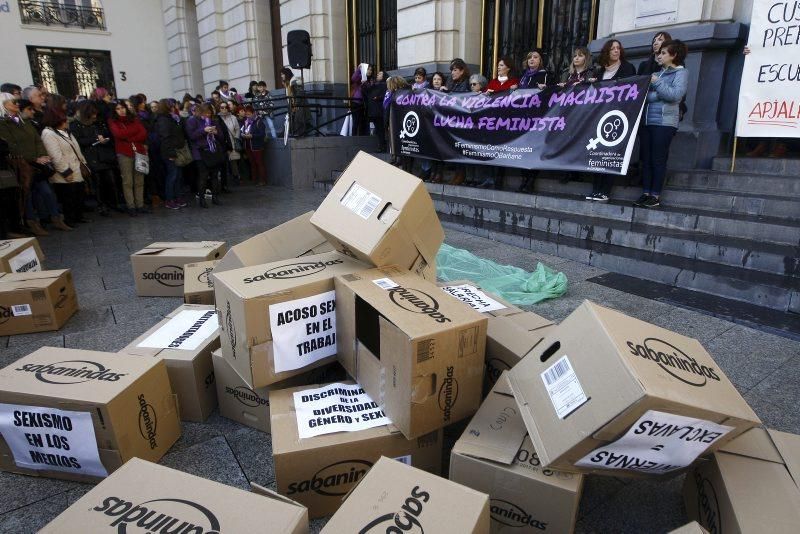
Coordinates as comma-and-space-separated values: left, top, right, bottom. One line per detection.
486, 57, 519, 93
594, 39, 636, 80
108, 100, 149, 216
71, 100, 118, 216
443, 58, 470, 93
240, 105, 267, 186
218, 101, 241, 187
559, 47, 594, 87
366, 71, 388, 152
154, 99, 188, 210
518, 50, 552, 89
638, 32, 673, 75
186, 103, 227, 207
384, 76, 409, 168
40, 108, 89, 226
635, 40, 689, 208
282, 67, 308, 138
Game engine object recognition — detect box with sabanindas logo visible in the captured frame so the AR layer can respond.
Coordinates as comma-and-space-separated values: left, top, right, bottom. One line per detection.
450, 372, 583, 534
212, 348, 347, 433
320, 456, 490, 534
0, 237, 45, 273
118, 304, 220, 422
39, 457, 308, 534
0, 347, 180, 482
508, 300, 761, 477
335, 266, 488, 439
183, 260, 220, 305
0, 269, 79, 336
270, 380, 442, 519
130, 241, 226, 297
212, 250, 366, 388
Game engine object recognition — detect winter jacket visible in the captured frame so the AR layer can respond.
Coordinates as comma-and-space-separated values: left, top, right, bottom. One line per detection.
486, 77, 520, 92
185, 115, 227, 161
107, 115, 147, 157
240, 116, 267, 151
560, 67, 594, 86
595, 60, 636, 80
445, 77, 469, 93
645, 66, 688, 128
637, 55, 660, 76
70, 118, 116, 171
41, 128, 87, 184
366, 81, 387, 119
219, 112, 241, 149
0, 117, 48, 162
154, 114, 186, 160
519, 69, 552, 88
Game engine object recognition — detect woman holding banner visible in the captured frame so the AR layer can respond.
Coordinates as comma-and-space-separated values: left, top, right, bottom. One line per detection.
442, 58, 471, 184
519, 50, 552, 89
634, 40, 689, 208
486, 57, 519, 93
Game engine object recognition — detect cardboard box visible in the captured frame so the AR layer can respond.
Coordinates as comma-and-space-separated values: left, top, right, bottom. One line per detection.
270, 381, 443, 519
439, 281, 555, 393
0, 347, 180, 482
321, 456, 490, 534
0, 269, 78, 336
213, 251, 365, 388
450, 372, 583, 533
118, 304, 220, 422
0, 237, 44, 273
684, 427, 800, 533
669, 522, 709, 534
184, 260, 220, 305
214, 211, 334, 273
131, 241, 226, 297
335, 266, 488, 438
508, 300, 761, 476
212, 349, 346, 433
39, 457, 308, 534
310, 151, 443, 280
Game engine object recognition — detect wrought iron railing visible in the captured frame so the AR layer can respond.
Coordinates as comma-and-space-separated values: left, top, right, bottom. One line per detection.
18, 1, 106, 30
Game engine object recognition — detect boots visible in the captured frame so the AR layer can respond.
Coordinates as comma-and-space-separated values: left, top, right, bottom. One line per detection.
50, 215, 73, 231
27, 219, 49, 236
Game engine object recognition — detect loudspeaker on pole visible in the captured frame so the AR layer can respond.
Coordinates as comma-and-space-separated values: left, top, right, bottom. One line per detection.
287, 30, 312, 69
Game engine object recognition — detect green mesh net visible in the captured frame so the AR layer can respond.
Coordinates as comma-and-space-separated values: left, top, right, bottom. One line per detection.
436, 243, 568, 305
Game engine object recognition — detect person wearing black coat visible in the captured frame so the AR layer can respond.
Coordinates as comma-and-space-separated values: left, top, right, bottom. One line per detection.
366, 71, 388, 152
154, 99, 188, 209
594, 39, 636, 81
638, 31, 672, 75
70, 101, 119, 216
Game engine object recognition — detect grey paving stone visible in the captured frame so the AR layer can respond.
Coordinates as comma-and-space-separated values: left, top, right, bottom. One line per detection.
0, 338, 64, 369
6, 330, 64, 348
705, 325, 800, 392
77, 285, 139, 307
110, 298, 182, 326
576, 475, 629, 520
0, 489, 72, 533
744, 354, 800, 434
168, 412, 251, 453
100, 270, 135, 290
158, 435, 250, 490
226, 427, 276, 489
63, 316, 156, 352
648, 306, 736, 344
0, 471, 80, 514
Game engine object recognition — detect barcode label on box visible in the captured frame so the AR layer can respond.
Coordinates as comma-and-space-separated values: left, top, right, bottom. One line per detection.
341, 183, 382, 219
373, 277, 399, 290
394, 455, 412, 465
541, 355, 588, 419
11, 304, 32, 317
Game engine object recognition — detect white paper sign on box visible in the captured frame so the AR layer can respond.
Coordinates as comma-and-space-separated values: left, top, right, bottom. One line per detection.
575, 410, 733, 474
269, 290, 337, 373
440, 284, 507, 313
8, 247, 41, 273
136, 309, 218, 351
292, 382, 391, 439
0, 403, 108, 478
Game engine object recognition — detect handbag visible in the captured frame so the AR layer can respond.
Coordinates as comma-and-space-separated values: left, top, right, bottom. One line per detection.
229, 149, 241, 161
132, 144, 150, 175
174, 143, 193, 167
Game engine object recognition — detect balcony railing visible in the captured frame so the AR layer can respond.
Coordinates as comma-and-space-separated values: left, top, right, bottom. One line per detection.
19, 1, 106, 30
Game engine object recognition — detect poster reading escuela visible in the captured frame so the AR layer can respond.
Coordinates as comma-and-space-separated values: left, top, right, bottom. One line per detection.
735, 1, 800, 137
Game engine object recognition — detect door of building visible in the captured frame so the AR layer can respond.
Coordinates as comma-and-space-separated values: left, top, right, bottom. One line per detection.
27, 46, 116, 99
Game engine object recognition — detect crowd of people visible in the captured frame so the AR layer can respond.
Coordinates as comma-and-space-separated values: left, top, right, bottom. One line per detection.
0, 73, 306, 239
349, 33, 691, 208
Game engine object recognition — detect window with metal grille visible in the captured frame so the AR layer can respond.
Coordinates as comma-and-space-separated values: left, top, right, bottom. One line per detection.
347, 0, 397, 74
27, 46, 115, 99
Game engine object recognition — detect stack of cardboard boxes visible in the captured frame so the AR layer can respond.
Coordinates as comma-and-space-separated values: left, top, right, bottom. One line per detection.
0, 151, 795, 533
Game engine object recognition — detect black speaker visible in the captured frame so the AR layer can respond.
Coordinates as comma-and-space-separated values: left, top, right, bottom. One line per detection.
287, 30, 312, 69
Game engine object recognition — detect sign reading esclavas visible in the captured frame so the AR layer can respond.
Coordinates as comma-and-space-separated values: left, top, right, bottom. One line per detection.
0, 347, 180, 482
213, 251, 365, 388
508, 300, 761, 476
0, 237, 45, 274
131, 241, 226, 297
390, 77, 650, 175
320, 456, 490, 534
119, 305, 221, 423
272, 382, 443, 519
39, 458, 309, 534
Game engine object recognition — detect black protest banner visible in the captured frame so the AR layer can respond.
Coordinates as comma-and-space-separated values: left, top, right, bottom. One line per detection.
390, 76, 650, 175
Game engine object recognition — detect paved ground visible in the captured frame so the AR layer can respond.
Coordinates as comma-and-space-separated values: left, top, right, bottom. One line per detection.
1, 184, 799, 533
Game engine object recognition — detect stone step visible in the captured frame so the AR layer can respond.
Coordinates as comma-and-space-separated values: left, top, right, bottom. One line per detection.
532, 176, 800, 222
428, 184, 800, 247
712, 156, 800, 176
668, 169, 800, 198
437, 213, 798, 313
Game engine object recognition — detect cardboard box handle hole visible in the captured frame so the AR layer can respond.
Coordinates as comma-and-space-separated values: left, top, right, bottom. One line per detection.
540, 341, 561, 363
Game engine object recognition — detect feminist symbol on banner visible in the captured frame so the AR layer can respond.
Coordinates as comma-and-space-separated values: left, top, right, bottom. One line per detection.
399, 111, 420, 139
586, 110, 629, 150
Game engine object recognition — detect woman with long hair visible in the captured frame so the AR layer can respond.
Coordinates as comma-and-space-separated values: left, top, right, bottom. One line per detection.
240, 105, 267, 186
638, 31, 673, 75
486, 56, 519, 93
154, 99, 189, 210
185, 103, 227, 207
41, 107, 89, 226
519, 49, 552, 89
594, 39, 636, 80
108, 100, 149, 216
559, 47, 594, 87
70, 100, 119, 216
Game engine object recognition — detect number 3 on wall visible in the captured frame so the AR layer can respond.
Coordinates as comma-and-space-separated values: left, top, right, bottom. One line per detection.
119, 71, 127, 81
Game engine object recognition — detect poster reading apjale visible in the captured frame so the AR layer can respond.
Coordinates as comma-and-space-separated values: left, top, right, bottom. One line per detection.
391, 77, 650, 174
736, 1, 800, 137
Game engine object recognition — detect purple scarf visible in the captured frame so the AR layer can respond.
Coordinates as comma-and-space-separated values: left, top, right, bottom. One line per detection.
204, 117, 217, 152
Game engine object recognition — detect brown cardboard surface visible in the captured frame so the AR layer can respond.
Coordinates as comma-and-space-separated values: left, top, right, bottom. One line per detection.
131, 241, 226, 297
335, 266, 487, 438
684, 427, 800, 533
508, 300, 760, 476
0, 269, 78, 336
0, 347, 180, 482
214, 211, 334, 273
270, 382, 442, 519
118, 304, 220, 422
310, 151, 443, 280
212, 350, 346, 433
0, 237, 45, 273
321, 456, 489, 534
213, 251, 365, 388
39, 457, 308, 534
183, 260, 220, 305
451, 373, 583, 533
668, 522, 709, 534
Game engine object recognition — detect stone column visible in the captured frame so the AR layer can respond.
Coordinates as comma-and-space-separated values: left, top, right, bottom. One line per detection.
162, 0, 205, 97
